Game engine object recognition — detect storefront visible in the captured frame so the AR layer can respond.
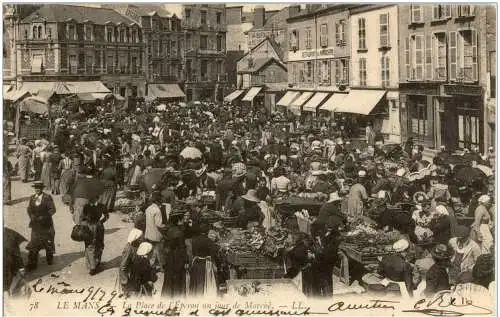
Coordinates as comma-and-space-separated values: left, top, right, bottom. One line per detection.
400, 83, 484, 152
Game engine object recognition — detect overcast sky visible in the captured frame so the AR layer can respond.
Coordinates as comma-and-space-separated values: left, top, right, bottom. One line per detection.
164, 4, 290, 16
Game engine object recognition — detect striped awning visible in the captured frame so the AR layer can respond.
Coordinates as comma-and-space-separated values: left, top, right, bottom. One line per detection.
277, 91, 300, 106
224, 90, 245, 102
3, 89, 30, 102
241, 87, 263, 102
319, 93, 348, 112
148, 84, 185, 99
334, 90, 387, 115
302, 92, 329, 112
64, 81, 111, 94
290, 91, 313, 108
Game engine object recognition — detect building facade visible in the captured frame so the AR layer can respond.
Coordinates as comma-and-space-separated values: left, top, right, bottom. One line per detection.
281, 5, 355, 116
398, 4, 491, 152
234, 37, 287, 112
182, 4, 228, 102
246, 6, 291, 61
5, 4, 146, 98
350, 5, 401, 142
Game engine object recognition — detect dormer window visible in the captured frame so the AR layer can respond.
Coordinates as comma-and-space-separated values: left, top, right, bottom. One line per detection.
106, 26, 114, 42
131, 28, 137, 43
32, 24, 42, 39
84, 24, 93, 41
67, 23, 77, 40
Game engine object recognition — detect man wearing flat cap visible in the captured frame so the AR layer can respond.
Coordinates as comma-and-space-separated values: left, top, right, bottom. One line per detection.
26, 181, 56, 271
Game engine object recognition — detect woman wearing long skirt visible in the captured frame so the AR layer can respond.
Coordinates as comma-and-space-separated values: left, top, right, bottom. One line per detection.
162, 211, 187, 298
98, 160, 117, 214
40, 147, 53, 189
187, 224, 219, 297
4, 157, 12, 204
49, 146, 62, 195
16, 138, 32, 183
58, 154, 74, 195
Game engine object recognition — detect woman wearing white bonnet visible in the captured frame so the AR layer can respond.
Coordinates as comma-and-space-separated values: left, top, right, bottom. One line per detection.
119, 229, 144, 293
346, 170, 369, 219
473, 195, 494, 253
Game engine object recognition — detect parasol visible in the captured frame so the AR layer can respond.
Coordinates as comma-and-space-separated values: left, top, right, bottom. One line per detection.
19, 96, 49, 114
474, 164, 493, 177
452, 166, 487, 185
72, 178, 105, 200
180, 146, 203, 160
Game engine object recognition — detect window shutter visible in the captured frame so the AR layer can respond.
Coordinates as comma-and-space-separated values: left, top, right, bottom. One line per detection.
386, 57, 390, 84
386, 15, 390, 46
409, 5, 413, 23
335, 59, 340, 84
444, 5, 451, 17
449, 31, 457, 80
358, 18, 362, 49
471, 29, 478, 81
405, 37, 410, 80
425, 35, 433, 80
335, 23, 339, 45
433, 6, 440, 20
381, 56, 385, 84
416, 35, 424, 80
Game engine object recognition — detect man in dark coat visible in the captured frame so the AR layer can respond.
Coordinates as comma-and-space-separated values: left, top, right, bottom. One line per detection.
378, 239, 413, 295
425, 244, 451, 296
81, 196, 108, 275
26, 181, 56, 271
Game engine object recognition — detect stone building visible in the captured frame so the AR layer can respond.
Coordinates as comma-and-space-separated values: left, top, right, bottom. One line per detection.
4, 4, 146, 98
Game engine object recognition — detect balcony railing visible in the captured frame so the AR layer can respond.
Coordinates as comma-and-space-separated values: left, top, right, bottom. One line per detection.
435, 67, 447, 81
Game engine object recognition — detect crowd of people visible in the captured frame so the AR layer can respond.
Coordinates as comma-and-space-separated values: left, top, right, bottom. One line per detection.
4, 99, 496, 301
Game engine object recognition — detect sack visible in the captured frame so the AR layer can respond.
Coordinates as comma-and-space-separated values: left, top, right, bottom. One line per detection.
70, 224, 91, 242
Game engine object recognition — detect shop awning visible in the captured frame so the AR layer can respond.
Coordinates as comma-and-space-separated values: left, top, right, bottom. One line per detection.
31, 56, 43, 73
290, 91, 313, 108
148, 84, 185, 99
335, 90, 387, 115
20, 82, 70, 95
224, 90, 244, 102
320, 93, 348, 112
277, 91, 300, 106
4, 89, 30, 102
64, 81, 111, 94
302, 92, 329, 112
241, 87, 263, 102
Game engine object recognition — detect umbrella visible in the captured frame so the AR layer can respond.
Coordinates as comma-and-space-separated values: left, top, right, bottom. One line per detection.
19, 96, 49, 114
72, 178, 105, 200
475, 164, 493, 177
453, 166, 487, 185
142, 168, 168, 193
180, 147, 203, 160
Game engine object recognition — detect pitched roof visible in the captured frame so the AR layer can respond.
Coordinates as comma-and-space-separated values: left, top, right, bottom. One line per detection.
22, 4, 136, 24
248, 7, 289, 32
238, 57, 286, 74
240, 36, 284, 63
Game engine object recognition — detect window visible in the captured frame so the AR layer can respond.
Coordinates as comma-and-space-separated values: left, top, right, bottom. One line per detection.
290, 30, 299, 50
458, 113, 480, 149
335, 60, 341, 84
131, 29, 137, 43
119, 29, 125, 42
171, 40, 177, 55
86, 54, 94, 73
217, 35, 223, 51
342, 59, 349, 84
68, 24, 76, 40
458, 5, 474, 17
47, 28, 52, 40
456, 29, 478, 82
201, 11, 207, 25
185, 9, 191, 20
410, 5, 423, 23
433, 33, 447, 80
381, 56, 390, 88
410, 97, 428, 141
320, 24, 328, 47
69, 54, 77, 74
200, 35, 208, 50
379, 14, 390, 48
32, 25, 42, 39
358, 18, 366, 50
335, 59, 348, 85
131, 86, 138, 97
359, 58, 367, 86
153, 40, 159, 56
306, 61, 312, 79
321, 60, 330, 83
433, 5, 451, 20
407, 35, 424, 80
85, 25, 93, 41
305, 28, 312, 49
106, 55, 114, 72
335, 20, 345, 46
216, 12, 221, 24
201, 60, 208, 79
106, 27, 113, 42
120, 87, 126, 97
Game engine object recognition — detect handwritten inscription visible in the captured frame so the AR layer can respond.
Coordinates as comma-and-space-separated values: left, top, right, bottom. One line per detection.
328, 300, 398, 312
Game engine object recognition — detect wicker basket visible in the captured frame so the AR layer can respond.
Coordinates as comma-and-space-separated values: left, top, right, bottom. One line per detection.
222, 216, 238, 228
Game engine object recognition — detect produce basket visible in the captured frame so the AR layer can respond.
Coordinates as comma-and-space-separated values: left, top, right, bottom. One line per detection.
340, 244, 394, 264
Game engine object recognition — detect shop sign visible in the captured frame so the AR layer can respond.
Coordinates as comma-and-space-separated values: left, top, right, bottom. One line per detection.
290, 48, 335, 61
443, 84, 482, 96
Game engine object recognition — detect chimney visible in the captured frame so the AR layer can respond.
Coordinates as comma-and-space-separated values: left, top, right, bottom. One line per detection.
253, 6, 265, 29
288, 5, 301, 18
